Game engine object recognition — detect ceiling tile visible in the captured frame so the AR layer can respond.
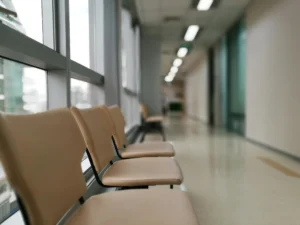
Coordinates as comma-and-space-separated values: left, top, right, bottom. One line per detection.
135, 0, 144, 11
184, 10, 212, 26
142, 0, 161, 11
143, 11, 162, 24
161, 0, 189, 10
161, 8, 188, 17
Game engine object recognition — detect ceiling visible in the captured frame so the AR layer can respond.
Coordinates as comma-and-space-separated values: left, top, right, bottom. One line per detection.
134, 0, 251, 78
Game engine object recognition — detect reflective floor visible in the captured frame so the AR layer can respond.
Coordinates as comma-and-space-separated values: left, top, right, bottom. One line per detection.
148, 116, 300, 225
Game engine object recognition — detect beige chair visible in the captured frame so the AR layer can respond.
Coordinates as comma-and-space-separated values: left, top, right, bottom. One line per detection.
106, 105, 175, 159
71, 106, 182, 188
141, 104, 164, 123
140, 104, 166, 140
0, 109, 199, 225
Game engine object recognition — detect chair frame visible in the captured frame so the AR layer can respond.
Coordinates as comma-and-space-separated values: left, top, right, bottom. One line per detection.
85, 147, 152, 190
87, 137, 174, 189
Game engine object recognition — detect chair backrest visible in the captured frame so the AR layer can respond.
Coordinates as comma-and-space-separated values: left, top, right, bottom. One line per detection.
71, 106, 115, 172
0, 109, 87, 225
101, 105, 120, 147
107, 105, 127, 149
140, 104, 149, 120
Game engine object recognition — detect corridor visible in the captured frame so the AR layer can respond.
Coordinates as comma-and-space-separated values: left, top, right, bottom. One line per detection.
163, 117, 300, 225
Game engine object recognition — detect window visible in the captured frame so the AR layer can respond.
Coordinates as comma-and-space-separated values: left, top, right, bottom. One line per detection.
69, 0, 90, 68
0, 163, 17, 224
0, 0, 43, 43
121, 10, 134, 90
0, 57, 47, 224
120, 10, 140, 129
0, 58, 47, 113
71, 78, 92, 109
122, 93, 140, 130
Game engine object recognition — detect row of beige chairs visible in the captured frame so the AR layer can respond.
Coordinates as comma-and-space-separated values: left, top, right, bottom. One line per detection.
73, 106, 181, 188
0, 105, 199, 225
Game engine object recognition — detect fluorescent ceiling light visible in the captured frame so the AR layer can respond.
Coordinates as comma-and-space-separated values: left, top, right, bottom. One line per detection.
173, 58, 183, 67
165, 73, 176, 82
167, 72, 176, 79
197, 0, 214, 11
177, 47, 188, 58
184, 25, 200, 41
168, 72, 176, 78
170, 67, 179, 73
165, 76, 173, 82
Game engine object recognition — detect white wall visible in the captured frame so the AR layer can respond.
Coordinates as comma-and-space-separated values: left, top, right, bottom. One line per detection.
246, 0, 300, 157
185, 54, 208, 122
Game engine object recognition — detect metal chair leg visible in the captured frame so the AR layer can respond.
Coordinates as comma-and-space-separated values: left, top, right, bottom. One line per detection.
159, 123, 166, 141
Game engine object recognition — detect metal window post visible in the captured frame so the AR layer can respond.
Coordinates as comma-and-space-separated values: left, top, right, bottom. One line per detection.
47, 0, 71, 109
104, 0, 122, 106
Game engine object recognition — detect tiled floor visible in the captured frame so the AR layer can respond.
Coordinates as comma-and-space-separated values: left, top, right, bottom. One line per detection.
147, 116, 300, 225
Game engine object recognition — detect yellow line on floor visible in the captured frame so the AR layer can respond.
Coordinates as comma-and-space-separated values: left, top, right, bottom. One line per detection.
257, 156, 300, 178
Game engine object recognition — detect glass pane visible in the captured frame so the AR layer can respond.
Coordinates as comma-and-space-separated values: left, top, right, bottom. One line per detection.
0, 0, 43, 43
227, 20, 246, 135
0, 58, 47, 113
69, 0, 90, 68
0, 57, 47, 223
122, 92, 140, 130
71, 78, 92, 109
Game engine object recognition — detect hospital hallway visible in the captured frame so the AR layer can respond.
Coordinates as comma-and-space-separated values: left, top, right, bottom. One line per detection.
151, 116, 300, 225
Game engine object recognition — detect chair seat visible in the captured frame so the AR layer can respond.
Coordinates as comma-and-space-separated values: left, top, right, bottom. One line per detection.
66, 189, 199, 225
102, 157, 183, 187
121, 142, 175, 158
146, 115, 164, 123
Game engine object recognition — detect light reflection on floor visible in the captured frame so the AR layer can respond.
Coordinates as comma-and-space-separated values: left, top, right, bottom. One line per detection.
146, 116, 300, 225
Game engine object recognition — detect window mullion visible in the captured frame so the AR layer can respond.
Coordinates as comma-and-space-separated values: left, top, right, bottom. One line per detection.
47, 0, 71, 109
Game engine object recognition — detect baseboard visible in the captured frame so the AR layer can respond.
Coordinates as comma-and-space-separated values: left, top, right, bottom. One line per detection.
246, 137, 300, 163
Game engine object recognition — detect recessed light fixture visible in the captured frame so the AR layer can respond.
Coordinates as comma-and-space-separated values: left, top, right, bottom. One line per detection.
197, 0, 214, 11
173, 58, 183, 67
170, 67, 179, 73
177, 47, 188, 58
184, 25, 200, 41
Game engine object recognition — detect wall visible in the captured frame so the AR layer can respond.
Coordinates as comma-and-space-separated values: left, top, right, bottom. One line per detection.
185, 54, 208, 122
246, 0, 300, 157
140, 32, 162, 115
